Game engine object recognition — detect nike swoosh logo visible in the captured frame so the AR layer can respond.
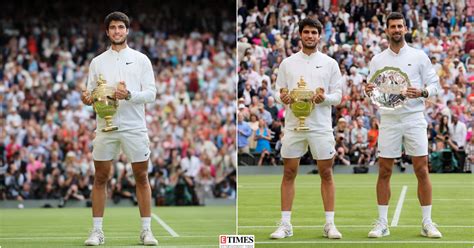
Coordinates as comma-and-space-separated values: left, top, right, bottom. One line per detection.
315, 66, 323, 68
126, 62, 133, 65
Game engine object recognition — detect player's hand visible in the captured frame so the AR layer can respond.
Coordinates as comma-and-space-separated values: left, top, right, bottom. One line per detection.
280, 90, 293, 105
406, 87, 422, 98
115, 81, 128, 100
312, 88, 325, 104
81, 89, 93, 105
364, 83, 375, 96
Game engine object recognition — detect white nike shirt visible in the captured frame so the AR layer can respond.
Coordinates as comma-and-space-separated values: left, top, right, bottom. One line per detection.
368, 44, 440, 116
87, 46, 156, 132
275, 50, 342, 132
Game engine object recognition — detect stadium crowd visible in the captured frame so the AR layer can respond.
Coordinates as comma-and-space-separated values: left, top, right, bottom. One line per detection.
0, 0, 236, 206
237, 0, 474, 173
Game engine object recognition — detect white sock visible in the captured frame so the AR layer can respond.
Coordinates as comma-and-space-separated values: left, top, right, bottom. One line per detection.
281, 211, 291, 224
141, 217, 151, 230
325, 211, 335, 224
378, 205, 389, 223
93, 217, 103, 230
421, 205, 432, 224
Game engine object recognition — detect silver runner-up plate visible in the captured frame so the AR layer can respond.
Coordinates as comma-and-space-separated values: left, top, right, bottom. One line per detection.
368, 66, 411, 110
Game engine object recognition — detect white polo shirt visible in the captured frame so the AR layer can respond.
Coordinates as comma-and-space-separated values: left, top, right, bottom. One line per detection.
275, 50, 342, 132
368, 44, 440, 117
87, 45, 156, 132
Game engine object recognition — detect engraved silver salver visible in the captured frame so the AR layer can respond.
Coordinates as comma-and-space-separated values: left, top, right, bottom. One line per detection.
368, 66, 411, 110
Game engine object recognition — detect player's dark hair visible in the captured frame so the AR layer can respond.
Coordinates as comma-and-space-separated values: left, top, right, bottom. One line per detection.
386, 12, 405, 27
104, 11, 130, 29
298, 18, 322, 35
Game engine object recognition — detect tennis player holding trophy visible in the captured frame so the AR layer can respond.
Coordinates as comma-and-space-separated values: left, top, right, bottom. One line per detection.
81, 11, 158, 246
364, 12, 442, 239
270, 18, 343, 240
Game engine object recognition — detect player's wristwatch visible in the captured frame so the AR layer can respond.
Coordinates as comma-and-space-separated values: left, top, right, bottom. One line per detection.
125, 90, 131, 100
421, 89, 429, 98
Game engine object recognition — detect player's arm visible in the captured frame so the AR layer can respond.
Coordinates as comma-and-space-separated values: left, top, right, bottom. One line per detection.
364, 59, 376, 96
128, 56, 157, 104
407, 53, 440, 98
274, 61, 292, 105
420, 53, 440, 98
82, 60, 96, 105
317, 61, 342, 106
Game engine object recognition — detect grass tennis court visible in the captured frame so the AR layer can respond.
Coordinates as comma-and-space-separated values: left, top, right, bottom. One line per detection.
238, 173, 474, 247
0, 205, 235, 247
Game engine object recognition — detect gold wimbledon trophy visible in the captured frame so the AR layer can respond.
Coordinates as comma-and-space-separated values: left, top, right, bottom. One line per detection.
282, 76, 320, 131
91, 74, 118, 132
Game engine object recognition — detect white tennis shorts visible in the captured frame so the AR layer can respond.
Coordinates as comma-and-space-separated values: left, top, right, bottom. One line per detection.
281, 130, 336, 160
378, 112, 428, 158
92, 130, 150, 163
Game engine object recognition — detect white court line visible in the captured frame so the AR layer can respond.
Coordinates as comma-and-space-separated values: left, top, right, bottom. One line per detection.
106, 246, 214, 248
256, 241, 474, 244
239, 181, 472, 187
238, 185, 379, 188
238, 185, 468, 188
405, 198, 474, 201
391, 185, 407, 227
0, 235, 215, 240
238, 225, 474, 228
152, 213, 180, 237
94, 246, 214, 248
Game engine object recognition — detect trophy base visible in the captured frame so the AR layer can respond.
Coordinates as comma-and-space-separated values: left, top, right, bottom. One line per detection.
294, 126, 310, 131
102, 126, 118, 132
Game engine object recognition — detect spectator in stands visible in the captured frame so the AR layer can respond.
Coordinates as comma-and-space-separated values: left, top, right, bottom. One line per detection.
237, 112, 252, 154
367, 117, 379, 163
248, 113, 259, 150
334, 133, 350, 166
254, 119, 274, 166
350, 134, 371, 166
265, 96, 279, 120
351, 117, 368, 145
257, 103, 273, 126
449, 114, 468, 170
465, 136, 474, 173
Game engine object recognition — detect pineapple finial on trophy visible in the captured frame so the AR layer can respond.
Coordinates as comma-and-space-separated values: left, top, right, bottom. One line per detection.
97, 74, 106, 86
297, 76, 306, 89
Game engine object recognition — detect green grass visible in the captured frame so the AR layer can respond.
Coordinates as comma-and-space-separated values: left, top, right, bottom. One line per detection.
0, 206, 235, 247
238, 173, 474, 247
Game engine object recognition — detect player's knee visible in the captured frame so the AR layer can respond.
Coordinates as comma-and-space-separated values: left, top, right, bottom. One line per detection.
319, 168, 333, 183
135, 172, 149, 186
414, 166, 429, 179
283, 168, 297, 181
94, 174, 109, 187
378, 167, 392, 180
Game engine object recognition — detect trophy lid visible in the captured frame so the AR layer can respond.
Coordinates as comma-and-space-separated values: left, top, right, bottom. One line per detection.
297, 76, 307, 89
97, 74, 106, 86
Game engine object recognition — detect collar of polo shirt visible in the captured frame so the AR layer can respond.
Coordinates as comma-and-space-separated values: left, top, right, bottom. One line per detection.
299, 50, 319, 59
388, 43, 408, 56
